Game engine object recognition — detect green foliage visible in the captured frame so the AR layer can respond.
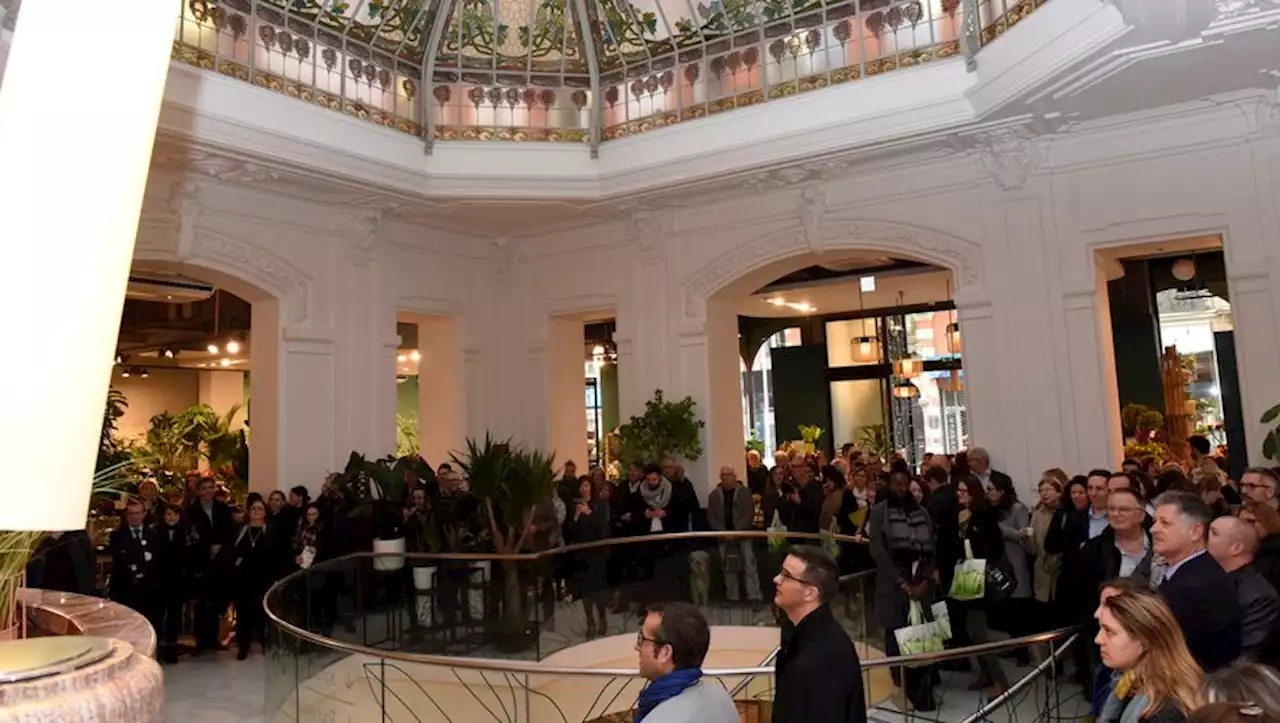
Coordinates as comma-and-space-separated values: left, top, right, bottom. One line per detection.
134, 402, 248, 496
617, 390, 705, 466
333, 452, 431, 540
745, 432, 765, 455
1121, 404, 1164, 438
1261, 402, 1280, 463
98, 388, 129, 472
798, 424, 824, 455
396, 412, 420, 458
856, 423, 891, 460
451, 435, 555, 554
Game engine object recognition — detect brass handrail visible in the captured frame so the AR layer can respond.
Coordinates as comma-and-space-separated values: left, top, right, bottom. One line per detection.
263, 529, 1078, 677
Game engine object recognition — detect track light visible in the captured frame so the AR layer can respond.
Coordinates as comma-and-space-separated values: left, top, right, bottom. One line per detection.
162, 348, 176, 359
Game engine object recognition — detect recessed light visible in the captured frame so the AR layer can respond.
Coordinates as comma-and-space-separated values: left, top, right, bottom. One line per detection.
409, 350, 421, 362
397, 354, 407, 362
860, 276, 876, 292
226, 340, 241, 354
220, 358, 231, 367
207, 344, 219, 354
766, 297, 786, 306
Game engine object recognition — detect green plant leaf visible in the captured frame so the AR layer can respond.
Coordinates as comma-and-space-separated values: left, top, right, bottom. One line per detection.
1265, 430, 1277, 463
1261, 403, 1280, 424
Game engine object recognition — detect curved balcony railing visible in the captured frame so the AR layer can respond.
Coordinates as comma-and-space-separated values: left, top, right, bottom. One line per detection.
263, 530, 1083, 723
167, 0, 1049, 148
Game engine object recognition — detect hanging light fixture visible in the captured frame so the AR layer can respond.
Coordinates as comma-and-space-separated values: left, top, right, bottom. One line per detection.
946, 322, 962, 355
891, 379, 919, 399
851, 335, 880, 364
893, 356, 923, 379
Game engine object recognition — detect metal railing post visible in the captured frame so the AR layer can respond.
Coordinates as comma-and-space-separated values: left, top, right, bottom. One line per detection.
960, 0, 982, 71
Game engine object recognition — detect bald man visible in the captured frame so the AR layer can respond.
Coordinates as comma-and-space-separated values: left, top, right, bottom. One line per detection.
707, 465, 762, 605
1209, 516, 1280, 660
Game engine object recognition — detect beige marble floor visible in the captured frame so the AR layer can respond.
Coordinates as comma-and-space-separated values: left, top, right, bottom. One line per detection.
162, 652, 266, 723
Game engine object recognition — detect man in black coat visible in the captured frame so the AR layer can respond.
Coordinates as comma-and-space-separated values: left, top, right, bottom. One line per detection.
186, 477, 235, 652
1208, 515, 1280, 662
1151, 491, 1242, 671
923, 466, 959, 592
772, 545, 866, 723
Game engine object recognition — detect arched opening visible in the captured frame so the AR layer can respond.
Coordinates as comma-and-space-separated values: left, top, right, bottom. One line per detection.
112, 258, 281, 499
691, 223, 984, 481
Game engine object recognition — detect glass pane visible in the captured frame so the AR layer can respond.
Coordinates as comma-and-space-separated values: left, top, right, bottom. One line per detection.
826, 318, 881, 368
830, 379, 887, 453
915, 370, 970, 455
905, 309, 959, 361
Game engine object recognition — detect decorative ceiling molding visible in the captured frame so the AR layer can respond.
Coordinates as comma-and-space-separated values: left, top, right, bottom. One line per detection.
629, 210, 675, 253
681, 219, 984, 322
799, 188, 826, 253
740, 159, 854, 193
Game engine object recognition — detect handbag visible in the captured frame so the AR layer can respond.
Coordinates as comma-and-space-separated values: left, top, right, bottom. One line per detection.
983, 554, 1017, 604
931, 600, 953, 640
894, 600, 945, 666
949, 539, 987, 601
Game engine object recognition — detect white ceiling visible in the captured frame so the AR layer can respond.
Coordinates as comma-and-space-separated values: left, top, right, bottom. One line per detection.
739, 267, 954, 318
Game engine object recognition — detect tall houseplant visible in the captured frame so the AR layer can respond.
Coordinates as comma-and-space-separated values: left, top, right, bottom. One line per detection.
617, 389, 705, 466
452, 436, 555, 644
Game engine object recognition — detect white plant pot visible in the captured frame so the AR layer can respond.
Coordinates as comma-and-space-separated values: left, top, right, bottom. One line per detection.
469, 560, 490, 620
373, 537, 405, 571
413, 567, 436, 626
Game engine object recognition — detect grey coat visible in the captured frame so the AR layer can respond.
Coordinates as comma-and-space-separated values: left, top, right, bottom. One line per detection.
643, 680, 740, 723
997, 502, 1034, 600
707, 482, 754, 532
868, 500, 936, 631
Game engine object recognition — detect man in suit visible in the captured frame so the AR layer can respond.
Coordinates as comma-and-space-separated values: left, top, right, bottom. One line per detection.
109, 501, 157, 617
1151, 490, 1242, 671
186, 476, 235, 653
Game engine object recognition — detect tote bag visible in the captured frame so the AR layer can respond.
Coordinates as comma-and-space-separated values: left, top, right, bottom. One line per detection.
894, 600, 945, 666
949, 539, 987, 601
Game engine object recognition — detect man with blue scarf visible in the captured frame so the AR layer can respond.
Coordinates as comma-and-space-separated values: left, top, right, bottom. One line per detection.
633, 601, 740, 723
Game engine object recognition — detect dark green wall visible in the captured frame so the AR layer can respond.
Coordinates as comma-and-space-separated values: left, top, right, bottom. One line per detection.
1108, 260, 1166, 414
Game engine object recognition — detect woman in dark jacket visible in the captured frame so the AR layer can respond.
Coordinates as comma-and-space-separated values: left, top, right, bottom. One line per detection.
956, 474, 1010, 694
567, 477, 612, 638
232, 497, 275, 660
153, 505, 190, 664
869, 471, 937, 710
1045, 476, 1091, 625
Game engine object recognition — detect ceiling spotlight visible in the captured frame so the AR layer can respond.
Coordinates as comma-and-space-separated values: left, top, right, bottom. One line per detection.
139, 369, 149, 379
162, 348, 176, 359
207, 344, 219, 354
220, 358, 232, 368
121, 369, 131, 378
766, 297, 787, 306
226, 340, 241, 354
409, 350, 422, 362
591, 344, 606, 357
397, 354, 407, 363
114, 355, 123, 365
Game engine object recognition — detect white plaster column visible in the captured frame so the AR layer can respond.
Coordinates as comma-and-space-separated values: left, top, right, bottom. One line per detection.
414, 314, 466, 467
0, 1, 174, 529
545, 315, 587, 467
1226, 268, 1280, 464
198, 370, 246, 428
1060, 273, 1124, 470
698, 295, 746, 496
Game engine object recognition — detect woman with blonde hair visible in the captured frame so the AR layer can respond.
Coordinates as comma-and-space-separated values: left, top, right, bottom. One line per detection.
1096, 587, 1204, 723
1030, 473, 1065, 614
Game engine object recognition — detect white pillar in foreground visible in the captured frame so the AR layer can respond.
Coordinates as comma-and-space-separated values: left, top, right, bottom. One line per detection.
0, 4, 175, 531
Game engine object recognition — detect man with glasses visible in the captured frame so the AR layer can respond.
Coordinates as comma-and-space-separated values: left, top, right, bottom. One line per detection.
632, 601, 738, 723
1241, 467, 1279, 509
772, 545, 866, 723
782, 456, 823, 533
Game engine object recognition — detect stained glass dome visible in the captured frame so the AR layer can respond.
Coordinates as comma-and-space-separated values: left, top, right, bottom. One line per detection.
171, 0, 1041, 148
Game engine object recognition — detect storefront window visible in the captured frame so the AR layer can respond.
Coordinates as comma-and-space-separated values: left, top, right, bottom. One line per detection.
741, 328, 802, 462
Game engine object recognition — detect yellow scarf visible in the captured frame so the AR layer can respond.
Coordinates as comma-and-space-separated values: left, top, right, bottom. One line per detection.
1113, 670, 1137, 701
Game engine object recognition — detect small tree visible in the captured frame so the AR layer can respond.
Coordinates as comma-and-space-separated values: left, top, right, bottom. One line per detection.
617, 390, 705, 466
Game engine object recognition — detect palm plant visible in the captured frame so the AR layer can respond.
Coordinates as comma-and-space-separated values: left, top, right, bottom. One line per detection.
452, 436, 555, 639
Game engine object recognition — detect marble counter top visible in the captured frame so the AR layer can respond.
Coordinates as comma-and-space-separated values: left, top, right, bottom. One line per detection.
0, 639, 163, 723
20, 588, 156, 659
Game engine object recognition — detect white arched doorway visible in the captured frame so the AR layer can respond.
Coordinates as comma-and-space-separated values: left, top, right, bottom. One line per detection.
680, 219, 993, 485
132, 227, 309, 495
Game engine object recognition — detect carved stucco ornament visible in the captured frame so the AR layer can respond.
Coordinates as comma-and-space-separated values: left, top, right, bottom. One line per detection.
188, 231, 312, 324
973, 127, 1045, 191
682, 220, 983, 321
351, 207, 383, 252
630, 210, 674, 252
799, 188, 826, 254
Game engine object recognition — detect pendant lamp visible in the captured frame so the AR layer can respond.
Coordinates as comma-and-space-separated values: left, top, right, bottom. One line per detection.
851, 336, 880, 363
939, 369, 964, 392
891, 379, 919, 399
893, 356, 922, 379
946, 322, 961, 355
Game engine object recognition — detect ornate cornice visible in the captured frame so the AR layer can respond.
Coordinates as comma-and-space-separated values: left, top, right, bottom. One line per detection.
740, 159, 853, 193
682, 219, 984, 321
629, 210, 674, 253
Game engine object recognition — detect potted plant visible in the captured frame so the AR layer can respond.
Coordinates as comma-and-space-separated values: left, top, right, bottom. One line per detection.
334, 452, 410, 571
798, 424, 825, 456
452, 435, 555, 649
617, 389, 704, 466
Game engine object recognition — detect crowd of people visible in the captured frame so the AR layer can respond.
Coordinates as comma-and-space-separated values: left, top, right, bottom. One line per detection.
22, 433, 1280, 723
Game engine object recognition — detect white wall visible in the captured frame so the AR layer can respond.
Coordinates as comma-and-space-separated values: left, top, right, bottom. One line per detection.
111, 367, 200, 441
504, 97, 1280, 500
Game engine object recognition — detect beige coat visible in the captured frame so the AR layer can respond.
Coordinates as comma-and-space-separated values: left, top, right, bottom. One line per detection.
1030, 504, 1060, 603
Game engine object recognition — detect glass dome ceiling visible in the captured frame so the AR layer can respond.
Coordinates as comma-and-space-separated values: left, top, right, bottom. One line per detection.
172, 0, 1043, 148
